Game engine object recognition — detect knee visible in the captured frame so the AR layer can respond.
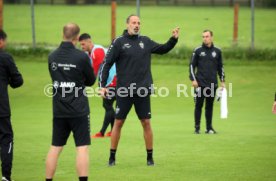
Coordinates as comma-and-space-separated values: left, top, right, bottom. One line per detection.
114, 120, 124, 128
195, 103, 204, 110
141, 119, 151, 129
103, 103, 113, 111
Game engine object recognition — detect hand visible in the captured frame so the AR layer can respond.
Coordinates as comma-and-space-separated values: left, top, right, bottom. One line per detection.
99, 88, 108, 98
272, 102, 276, 114
221, 82, 225, 89
192, 80, 198, 88
172, 27, 180, 39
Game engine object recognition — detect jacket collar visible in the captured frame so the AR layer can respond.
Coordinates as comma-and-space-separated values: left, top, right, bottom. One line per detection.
202, 43, 214, 49
123, 29, 139, 39
60, 41, 75, 48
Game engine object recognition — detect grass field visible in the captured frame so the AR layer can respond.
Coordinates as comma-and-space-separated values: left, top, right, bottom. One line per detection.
4, 5, 276, 48
4, 56, 276, 180
3, 3, 276, 181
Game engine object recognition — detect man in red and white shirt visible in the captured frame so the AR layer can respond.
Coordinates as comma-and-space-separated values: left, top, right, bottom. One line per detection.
79, 33, 116, 138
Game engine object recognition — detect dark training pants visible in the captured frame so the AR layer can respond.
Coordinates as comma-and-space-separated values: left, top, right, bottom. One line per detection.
100, 95, 116, 135
194, 87, 217, 130
0, 117, 13, 179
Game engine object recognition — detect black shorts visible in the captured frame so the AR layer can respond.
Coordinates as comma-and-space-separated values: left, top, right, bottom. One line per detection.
115, 94, 151, 120
52, 114, 90, 147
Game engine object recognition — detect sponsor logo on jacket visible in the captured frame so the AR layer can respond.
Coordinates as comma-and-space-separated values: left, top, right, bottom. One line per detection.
199, 52, 206, 56
122, 43, 131, 49
53, 81, 76, 88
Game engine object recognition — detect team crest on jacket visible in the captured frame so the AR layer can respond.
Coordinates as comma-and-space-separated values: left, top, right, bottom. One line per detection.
212, 51, 217, 58
139, 41, 144, 49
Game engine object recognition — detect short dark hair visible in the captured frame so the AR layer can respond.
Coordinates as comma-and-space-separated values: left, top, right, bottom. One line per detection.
79, 33, 91, 41
0, 29, 7, 40
126, 14, 138, 23
203, 29, 213, 36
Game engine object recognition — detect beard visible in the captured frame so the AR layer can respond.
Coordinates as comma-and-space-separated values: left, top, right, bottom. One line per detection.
132, 28, 140, 35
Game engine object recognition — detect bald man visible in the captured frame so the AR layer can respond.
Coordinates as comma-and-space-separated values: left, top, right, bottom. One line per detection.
45, 23, 96, 181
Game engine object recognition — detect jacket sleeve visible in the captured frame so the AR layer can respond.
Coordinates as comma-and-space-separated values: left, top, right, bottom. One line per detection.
7, 56, 23, 88
189, 50, 198, 81
82, 54, 96, 86
93, 48, 105, 76
99, 40, 120, 88
217, 50, 225, 82
150, 37, 178, 54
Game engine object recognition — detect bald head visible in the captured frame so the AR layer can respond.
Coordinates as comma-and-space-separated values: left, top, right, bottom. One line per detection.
63, 23, 80, 41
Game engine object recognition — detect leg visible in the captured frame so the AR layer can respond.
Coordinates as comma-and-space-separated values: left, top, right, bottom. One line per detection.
100, 96, 116, 135
0, 117, 13, 180
110, 119, 125, 149
205, 88, 216, 131
194, 87, 205, 132
76, 146, 89, 177
45, 146, 63, 179
108, 119, 124, 166
71, 115, 91, 179
133, 95, 154, 165
140, 119, 153, 150
46, 117, 70, 179
108, 95, 132, 166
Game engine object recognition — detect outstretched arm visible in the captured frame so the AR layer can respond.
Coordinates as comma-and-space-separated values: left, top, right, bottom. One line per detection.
151, 27, 179, 54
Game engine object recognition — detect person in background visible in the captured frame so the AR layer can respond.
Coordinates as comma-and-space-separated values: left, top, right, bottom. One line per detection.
79, 33, 117, 138
189, 29, 225, 134
0, 29, 24, 181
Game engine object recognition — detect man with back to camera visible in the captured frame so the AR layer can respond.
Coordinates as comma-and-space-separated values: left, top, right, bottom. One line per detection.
0, 29, 23, 181
99, 14, 179, 166
45, 23, 96, 181
189, 29, 225, 134
79, 33, 117, 138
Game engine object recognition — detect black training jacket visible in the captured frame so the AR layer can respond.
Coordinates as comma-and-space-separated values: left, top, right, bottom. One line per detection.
189, 43, 225, 87
48, 42, 96, 118
99, 30, 178, 93
0, 50, 23, 117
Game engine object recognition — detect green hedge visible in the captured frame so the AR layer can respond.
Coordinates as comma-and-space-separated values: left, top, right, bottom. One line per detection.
6, 44, 276, 63
154, 46, 276, 62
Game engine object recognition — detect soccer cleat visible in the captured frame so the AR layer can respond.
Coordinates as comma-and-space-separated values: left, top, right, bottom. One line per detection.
205, 128, 217, 134
91, 132, 104, 138
147, 158, 154, 166
2, 177, 13, 181
194, 129, 200, 134
105, 131, 112, 137
108, 158, 116, 167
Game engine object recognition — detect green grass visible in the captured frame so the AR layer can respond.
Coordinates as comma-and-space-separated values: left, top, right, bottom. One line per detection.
4, 56, 276, 180
3, 5, 276, 48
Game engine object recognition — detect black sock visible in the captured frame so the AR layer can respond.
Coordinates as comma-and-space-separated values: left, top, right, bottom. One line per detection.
79, 176, 88, 181
46, 179, 52, 181
147, 149, 153, 160
110, 149, 116, 160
